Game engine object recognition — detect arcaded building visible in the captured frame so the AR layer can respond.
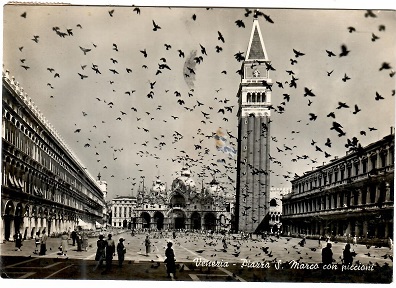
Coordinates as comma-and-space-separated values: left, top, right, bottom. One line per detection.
124, 168, 234, 231
282, 131, 394, 240
1, 70, 106, 242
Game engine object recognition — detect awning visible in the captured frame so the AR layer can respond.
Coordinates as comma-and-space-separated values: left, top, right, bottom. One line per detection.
78, 218, 90, 228
95, 221, 102, 228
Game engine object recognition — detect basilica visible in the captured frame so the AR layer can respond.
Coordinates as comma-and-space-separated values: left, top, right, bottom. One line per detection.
111, 168, 234, 232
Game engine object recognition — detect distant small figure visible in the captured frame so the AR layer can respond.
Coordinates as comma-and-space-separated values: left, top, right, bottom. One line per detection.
60, 231, 69, 256
165, 242, 176, 279
117, 238, 126, 267
145, 235, 151, 255
342, 243, 354, 265
14, 230, 23, 251
76, 230, 83, 251
34, 232, 41, 254
322, 242, 333, 265
222, 236, 228, 250
353, 235, 357, 246
82, 230, 89, 251
71, 230, 77, 246
173, 231, 176, 239
39, 230, 48, 255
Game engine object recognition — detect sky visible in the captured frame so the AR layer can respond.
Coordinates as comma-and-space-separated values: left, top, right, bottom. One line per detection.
3, 2, 396, 202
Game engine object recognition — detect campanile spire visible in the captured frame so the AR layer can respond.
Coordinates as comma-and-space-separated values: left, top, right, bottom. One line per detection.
235, 17, 272, 233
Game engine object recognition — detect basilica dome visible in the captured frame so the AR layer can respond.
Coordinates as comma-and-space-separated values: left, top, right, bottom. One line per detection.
172, 168, 197, 192
151, 179, 166, 194
205, 178, 222, 196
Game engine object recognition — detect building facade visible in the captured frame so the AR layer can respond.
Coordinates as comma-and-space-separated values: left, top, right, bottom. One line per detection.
112, 168, 234, 232
1, 69, 106, 242
235, 17, 272, 233
282, 131, 394, 241
268, 187, 291, 233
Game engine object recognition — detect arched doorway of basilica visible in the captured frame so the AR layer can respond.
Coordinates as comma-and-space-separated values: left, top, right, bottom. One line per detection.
123, 219, 128, 228
191, 212, 201, 230
204, 212, 216, 231
4, 201, 15, 241
154, 212, 164, 230
141, 212, 151, 229
169, 209, 186, 229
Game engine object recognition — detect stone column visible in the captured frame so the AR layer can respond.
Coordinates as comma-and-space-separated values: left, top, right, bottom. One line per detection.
345, 221, 351, 236
363, 221, 368, 238
358, 188, 362, 205
354, 221, 360, 237
385, 182, 391, 202
384, 222, 389, 238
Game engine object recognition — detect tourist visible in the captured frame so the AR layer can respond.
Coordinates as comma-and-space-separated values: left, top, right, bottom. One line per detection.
71, 230, 77, 246
145, 234, 151, 256
34, 231, 41, 254
94, 234, 107, 271
14, 230, 23, 251
116, 237, 126, 267
353, 235, 357, 246
76, 230, 82, 251
222, 235, 228, 250
60, 231, 69, 256
321, 242, 333, 265
103, 233, 115, 273
39, 230, 48, 255
342, 243, 354, 265
82, 230, 89, 251
165, 242, 176, 279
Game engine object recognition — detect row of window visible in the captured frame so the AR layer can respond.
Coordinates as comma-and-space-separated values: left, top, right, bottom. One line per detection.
284, 183, 393, 215
294, 149, 393, 193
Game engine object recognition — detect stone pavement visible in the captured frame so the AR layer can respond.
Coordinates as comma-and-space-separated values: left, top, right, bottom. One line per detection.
0, 231, 393, 282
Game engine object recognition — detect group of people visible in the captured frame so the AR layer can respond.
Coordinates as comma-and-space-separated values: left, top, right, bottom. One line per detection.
321, 242, 356, 266
70, 229, 89, 252
94, 233, 123, 273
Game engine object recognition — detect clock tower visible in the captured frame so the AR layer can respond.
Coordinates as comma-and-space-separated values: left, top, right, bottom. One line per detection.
235, 17, 272, 233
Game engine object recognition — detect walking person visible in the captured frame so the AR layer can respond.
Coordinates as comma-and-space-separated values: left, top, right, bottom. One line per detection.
34, 231, 41, 254
321, 242, 333, 265
144, 234, 151, 256
82, 230, 89, 251
14, 230, 23, 251
76, 230, 83, 251
71, 230, 77, 246
60, 231, 69, 256
39, 230, 48, 256
165, 242, 177, 279
116, 238, 126, 267
94, 234, 107, 271
103, 234, 115, 274
222, 235, 228, 250
353, 235, 357, 246
342, 243, 354, 265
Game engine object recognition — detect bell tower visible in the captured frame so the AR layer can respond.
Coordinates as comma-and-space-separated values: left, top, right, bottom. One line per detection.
235, 17, 272, 233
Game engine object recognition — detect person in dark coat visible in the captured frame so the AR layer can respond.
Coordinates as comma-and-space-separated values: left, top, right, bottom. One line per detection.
116, 238, 126, 267
94, 234, 107, 271
144, 235, 151, 255
71, 230, 77, 246
165, 242, 176, 279
14, 230, 23, 251
76, 231, 83, 251
103, 234, 115, 273
343, 243, 354, 265
322, 242, 333, 265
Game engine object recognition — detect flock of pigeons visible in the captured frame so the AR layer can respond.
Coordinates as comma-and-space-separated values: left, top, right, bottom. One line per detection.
13, 7, 394, 197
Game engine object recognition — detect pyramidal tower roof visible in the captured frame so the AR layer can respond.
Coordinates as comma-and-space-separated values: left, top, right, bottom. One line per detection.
246, 18, 269, 61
